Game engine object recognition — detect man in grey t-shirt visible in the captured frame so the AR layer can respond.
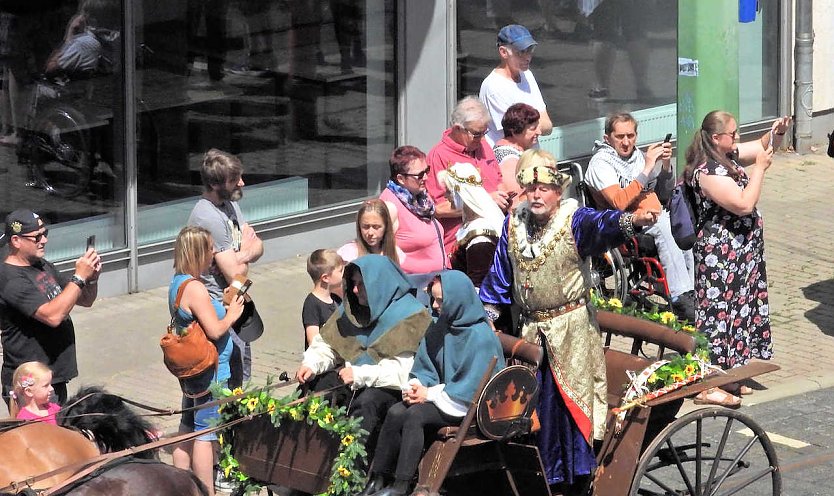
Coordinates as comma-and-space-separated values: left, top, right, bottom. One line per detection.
188, 149, 263, 385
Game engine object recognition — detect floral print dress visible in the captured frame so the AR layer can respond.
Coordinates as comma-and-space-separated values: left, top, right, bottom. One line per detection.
690, 160, 773, 369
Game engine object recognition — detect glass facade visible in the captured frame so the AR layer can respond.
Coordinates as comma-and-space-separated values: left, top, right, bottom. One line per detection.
0, 0, 396, 264
457, 0, 779, 159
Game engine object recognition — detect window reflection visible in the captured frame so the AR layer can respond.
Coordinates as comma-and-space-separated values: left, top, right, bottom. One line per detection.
136, 0, 396, 245
459, 0, 677, 158
0, 0, 125, 260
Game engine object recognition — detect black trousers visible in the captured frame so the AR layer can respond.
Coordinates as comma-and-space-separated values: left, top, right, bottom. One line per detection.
372, 402, 458, 482
349, 387, 401, 460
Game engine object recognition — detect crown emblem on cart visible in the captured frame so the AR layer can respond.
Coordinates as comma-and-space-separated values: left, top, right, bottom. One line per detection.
486, 379, 531, 421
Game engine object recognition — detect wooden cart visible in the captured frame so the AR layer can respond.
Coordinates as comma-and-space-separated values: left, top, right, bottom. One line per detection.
231, 310, 780, 496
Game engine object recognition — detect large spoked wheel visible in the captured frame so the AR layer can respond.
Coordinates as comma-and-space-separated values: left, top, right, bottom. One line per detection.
31, 106, 92, 198
630, 407, 780, 496
589, 248, 628, 302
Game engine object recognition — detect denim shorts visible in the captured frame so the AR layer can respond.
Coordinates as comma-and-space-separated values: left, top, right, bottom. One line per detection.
179, 391, 220, 442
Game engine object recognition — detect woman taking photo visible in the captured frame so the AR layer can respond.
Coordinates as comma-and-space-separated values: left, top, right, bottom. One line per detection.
381, 145, 447, 300
169, 226, 244, 495
338, 199, 404, 266
684, 111, 790, 407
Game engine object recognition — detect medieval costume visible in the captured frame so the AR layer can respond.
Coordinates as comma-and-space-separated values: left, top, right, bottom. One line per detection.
302, 255, 431, 457
479, 164, 634, 486
362, 270, 504, 496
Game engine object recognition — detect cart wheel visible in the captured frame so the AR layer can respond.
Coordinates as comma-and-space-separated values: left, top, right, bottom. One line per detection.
589, 248, 628, 302
630, 407, 780, 496
31, 105, 92, 198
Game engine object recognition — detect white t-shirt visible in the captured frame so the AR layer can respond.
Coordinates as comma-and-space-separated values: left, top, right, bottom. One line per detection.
479, 69, 547, 147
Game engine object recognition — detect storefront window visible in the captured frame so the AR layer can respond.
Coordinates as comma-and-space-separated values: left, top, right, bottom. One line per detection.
458, 1, 678, 159
0, 0, 126, 260
738, 1, 780, 124
135, 0, 396, 245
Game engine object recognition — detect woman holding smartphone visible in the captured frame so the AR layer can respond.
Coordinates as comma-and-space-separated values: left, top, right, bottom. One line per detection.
683, 111, 790, 407
169, 226, 245, 495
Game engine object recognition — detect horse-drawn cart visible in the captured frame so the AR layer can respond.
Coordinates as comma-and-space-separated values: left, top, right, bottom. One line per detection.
223, 309, 780, 496
0, 309, 780, 496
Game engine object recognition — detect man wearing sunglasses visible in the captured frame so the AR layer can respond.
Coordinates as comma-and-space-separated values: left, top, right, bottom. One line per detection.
426, 96, 509, 256
0, 209, 101, 407
479, 24, 553, 147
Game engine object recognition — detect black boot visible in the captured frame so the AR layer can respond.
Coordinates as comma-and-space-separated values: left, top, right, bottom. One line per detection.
357, 474, 386, 496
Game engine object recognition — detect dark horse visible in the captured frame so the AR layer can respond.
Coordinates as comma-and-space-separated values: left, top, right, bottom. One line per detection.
0, 386, 208, 495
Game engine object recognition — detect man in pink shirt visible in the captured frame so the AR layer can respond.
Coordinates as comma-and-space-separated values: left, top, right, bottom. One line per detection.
426, 96, 509, 255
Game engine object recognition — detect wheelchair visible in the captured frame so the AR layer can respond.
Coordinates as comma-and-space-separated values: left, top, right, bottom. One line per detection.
559, 162, 673, 313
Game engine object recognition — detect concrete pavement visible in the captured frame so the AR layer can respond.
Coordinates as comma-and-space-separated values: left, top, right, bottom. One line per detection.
2, 149, 834, 433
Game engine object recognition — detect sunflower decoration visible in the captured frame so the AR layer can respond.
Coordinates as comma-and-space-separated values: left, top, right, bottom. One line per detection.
590, 289, 700, 335
212, 378, 368, 495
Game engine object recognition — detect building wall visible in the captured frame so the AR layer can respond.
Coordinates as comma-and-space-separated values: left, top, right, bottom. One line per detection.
813, 1, 834, 113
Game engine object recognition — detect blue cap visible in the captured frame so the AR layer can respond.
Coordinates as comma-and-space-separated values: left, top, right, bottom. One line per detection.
497, 24, 537, 51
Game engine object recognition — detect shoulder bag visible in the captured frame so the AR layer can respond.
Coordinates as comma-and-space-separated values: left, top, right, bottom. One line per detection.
160, 278, 219, 380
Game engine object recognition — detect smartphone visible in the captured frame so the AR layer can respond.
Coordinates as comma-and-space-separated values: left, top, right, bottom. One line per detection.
237, 279, 252, 296
86, 235, 96, 251
663, 133, 673, 143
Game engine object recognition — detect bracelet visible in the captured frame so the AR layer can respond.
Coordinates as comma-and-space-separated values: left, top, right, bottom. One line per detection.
619, 212, 636, 238
70, 274, 86, 289
483, 304, 501, 322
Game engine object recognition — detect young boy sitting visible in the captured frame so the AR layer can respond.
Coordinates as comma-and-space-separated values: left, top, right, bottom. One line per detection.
301, 249, 344, 349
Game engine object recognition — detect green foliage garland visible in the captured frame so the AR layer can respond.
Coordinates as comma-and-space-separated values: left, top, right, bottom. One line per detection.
213, 379, 368, 495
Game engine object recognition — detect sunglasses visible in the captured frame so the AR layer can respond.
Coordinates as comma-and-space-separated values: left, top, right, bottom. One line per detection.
401, 167, 430, 180
18, 229, 49, 243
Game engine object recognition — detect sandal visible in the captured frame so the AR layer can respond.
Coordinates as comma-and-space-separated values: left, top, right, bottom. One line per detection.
693, 387, 741, 409
739, 385, 754, 396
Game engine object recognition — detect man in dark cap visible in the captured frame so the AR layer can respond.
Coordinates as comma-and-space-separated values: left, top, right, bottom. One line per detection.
0, 209, 101, 406
479, 24, 553, 146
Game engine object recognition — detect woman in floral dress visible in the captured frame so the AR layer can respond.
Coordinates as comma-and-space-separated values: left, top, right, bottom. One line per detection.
683, 110, 791, 407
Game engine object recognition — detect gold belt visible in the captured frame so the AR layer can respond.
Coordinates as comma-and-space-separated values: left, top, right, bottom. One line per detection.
522, 297, 587, 323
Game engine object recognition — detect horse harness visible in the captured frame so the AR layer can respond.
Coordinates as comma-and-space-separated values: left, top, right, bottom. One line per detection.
1, 376, 346, 495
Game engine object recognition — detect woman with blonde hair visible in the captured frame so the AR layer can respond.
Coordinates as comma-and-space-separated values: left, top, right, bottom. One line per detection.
338, 199, 404, 266
440, 162, 506, 289
169, 226, 245, 495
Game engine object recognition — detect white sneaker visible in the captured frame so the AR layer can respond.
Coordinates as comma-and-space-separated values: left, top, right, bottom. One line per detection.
214, 470, 237, 493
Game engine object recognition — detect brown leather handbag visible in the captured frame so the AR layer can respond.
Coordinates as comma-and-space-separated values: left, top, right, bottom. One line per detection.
160, 278, 218, 379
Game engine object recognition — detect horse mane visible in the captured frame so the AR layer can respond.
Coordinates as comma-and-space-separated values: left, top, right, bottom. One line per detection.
58, 386, 155, 458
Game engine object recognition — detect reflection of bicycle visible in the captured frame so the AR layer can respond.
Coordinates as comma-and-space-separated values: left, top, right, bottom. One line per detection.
17, 60, 159, 199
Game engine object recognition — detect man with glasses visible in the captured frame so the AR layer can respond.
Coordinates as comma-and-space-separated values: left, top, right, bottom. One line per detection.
479, 24, 553, 147
0, 209, 101, 406
426, 96, 509, 255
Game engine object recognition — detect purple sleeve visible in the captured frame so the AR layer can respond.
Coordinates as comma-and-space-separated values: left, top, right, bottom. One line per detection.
478, 217, 514, 305
571, 207, 627, 259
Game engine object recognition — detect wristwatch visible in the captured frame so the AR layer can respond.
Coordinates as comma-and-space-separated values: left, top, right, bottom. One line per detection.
70, 274, 87, 289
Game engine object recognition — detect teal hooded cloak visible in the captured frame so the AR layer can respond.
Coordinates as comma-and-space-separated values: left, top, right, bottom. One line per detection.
410, 270, 504, 405
320, 255, 430, 367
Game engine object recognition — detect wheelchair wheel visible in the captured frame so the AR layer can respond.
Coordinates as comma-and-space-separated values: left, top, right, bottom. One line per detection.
589, 248, 627, 302
31, 106, 92, 198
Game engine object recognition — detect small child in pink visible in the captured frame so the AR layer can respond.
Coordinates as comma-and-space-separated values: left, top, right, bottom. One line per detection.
11, 361, 61, 425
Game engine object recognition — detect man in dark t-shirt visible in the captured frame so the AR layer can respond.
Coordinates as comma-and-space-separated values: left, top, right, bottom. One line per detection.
0, 209, 101, 406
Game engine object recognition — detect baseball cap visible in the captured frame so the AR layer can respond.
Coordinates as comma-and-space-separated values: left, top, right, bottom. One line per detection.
0, 209, 44, 246
497, 24, 537, 51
